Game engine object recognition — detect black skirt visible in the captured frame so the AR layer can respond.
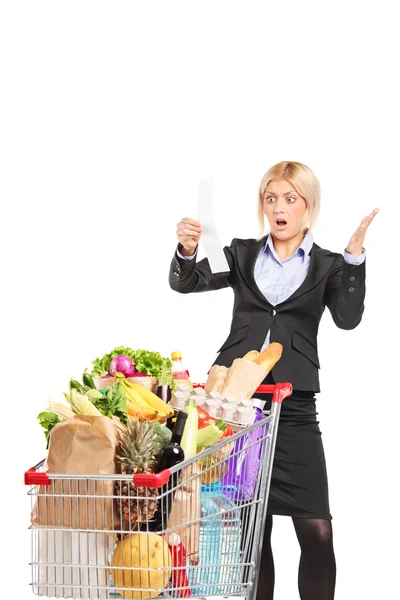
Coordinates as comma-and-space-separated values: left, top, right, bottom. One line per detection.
259, 379, 332, 520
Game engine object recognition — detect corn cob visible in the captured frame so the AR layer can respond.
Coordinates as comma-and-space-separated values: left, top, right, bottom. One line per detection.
71, 391, 102, 416
48, 402, 75, 421
127, 382, 174, 417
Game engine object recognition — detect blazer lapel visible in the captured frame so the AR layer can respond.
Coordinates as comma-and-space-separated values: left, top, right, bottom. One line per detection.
278, 243, 336, 305
237, 235, 274, 306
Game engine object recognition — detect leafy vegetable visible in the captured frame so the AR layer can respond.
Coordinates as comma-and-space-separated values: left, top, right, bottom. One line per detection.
149, 420, 173, 451
90, 346, 174, 389
90, 381, 128, 424
37, 411, 60, 448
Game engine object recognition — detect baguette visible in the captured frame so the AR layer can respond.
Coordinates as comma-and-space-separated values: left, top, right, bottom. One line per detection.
254, 342, 283, 372
242, 350, 260, 362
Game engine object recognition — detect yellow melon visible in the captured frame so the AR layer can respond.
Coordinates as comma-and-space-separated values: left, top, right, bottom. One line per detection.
111, 533, 172, 599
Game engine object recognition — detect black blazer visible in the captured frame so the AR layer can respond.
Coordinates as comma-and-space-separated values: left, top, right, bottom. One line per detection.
169, 235, 366, 392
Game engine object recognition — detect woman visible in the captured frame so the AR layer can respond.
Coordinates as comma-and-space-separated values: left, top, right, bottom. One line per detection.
169, 161, 378, 600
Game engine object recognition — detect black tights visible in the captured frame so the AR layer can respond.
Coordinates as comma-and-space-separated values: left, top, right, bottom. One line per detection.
256, 516, 336, 600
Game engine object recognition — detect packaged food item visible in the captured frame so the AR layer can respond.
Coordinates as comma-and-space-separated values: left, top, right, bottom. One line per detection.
168, 533, 191, 598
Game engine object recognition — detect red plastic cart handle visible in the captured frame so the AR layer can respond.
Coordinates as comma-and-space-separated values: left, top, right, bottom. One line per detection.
24, 466, 173, 488
24, 467, 50, 486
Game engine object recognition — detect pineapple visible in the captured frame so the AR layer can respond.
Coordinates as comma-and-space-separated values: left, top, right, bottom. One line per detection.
115, 417, 160, 530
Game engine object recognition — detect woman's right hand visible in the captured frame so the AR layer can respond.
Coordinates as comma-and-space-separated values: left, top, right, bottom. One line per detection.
176, 217, 203, 256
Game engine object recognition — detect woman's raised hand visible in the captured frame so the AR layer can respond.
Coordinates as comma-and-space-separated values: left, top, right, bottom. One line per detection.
176, 217, 203, 256
346, 208, 379, 257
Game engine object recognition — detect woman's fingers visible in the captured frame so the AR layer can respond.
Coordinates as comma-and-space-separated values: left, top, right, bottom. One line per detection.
346, 208, 379, 255
176, 217, 203, 251
355, 208, 379, 238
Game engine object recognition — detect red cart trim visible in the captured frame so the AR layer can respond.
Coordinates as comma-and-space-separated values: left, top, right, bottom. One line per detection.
133, 469, 172, 488
24, 468, 50, 486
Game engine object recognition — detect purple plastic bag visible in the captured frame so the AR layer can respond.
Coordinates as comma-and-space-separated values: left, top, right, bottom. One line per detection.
222, 400, 269, 502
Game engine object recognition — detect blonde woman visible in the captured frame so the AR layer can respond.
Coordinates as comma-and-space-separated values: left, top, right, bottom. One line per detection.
169, 161, 378, 600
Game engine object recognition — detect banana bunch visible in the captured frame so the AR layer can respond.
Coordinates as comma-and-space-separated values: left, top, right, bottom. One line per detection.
118, 377, 174, 421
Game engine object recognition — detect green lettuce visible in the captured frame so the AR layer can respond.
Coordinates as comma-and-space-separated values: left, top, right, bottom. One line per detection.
90, 346, 174, 388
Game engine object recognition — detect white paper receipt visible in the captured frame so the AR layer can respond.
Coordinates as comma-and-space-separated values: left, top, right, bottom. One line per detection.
197, 178, 230, 274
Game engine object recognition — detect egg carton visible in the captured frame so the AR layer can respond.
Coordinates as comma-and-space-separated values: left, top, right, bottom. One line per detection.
169, 384, 254, 427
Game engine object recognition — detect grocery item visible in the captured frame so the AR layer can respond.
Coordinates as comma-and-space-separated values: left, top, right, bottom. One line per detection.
128, 382, 174, 417
171, 351, 193, 390
197, 420, 227, 451
188, 484, 241, 596
68, 389, 103, 416
109, 355, 136, 377
242, 350, 260, 361
205, 343, 283, 403
254, 342, 283, 370
168, 533, 191, 598
156, 411, 187, 471
180, 398, 198, 456
114, 417, 160, 528
149, 419, 173, 452
111, 533, 172, 599
31, 415, 124, 531
170, 391, 255, 427
223, 398, 268, 502
148, 411, 188, 532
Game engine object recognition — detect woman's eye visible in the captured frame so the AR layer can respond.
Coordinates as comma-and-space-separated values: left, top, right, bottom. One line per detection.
287, 197, 296, 203
265, 196, 275, 202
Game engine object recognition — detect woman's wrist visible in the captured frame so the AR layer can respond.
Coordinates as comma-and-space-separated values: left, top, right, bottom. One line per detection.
179, 244, 197, 257
345, 245, 364, 257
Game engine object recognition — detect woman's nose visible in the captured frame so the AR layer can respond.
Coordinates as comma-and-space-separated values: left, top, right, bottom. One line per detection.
273, 199, 285, 212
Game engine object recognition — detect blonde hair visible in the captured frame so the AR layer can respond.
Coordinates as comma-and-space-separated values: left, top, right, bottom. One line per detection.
257, 161, 321, 239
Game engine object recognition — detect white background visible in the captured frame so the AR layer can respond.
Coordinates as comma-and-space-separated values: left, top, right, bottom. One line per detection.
1, 1, 399, 599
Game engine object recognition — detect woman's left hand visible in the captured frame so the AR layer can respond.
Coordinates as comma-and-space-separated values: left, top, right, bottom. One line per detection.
345, 208, 380, 257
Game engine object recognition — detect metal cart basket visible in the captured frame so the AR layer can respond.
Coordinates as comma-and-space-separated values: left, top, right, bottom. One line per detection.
25, 382, 292, 600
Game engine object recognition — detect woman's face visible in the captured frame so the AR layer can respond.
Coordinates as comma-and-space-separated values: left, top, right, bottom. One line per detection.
262, 178, 308, 241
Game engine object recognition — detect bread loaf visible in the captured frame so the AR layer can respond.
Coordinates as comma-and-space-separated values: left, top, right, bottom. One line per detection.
254, 343, 283, 372
241, 350, 260, 362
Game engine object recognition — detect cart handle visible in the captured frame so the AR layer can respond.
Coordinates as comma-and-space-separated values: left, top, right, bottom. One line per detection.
24, 464, 173, 488
192, 381, 293, 404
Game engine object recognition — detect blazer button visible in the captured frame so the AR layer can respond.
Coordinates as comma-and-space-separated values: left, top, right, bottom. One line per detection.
349, 275, 355, 282
271, 309, 277, 316
348, 286, 355, 292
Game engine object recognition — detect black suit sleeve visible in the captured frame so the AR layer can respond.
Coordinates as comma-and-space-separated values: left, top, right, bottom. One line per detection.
324, 254, 366, 330
168, 241, 235, 294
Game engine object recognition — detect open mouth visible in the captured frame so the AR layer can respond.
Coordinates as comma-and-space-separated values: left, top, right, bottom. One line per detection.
275, 219, 287, 227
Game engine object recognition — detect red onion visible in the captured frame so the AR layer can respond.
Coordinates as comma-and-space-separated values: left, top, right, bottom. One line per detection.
109, 355, 136, 377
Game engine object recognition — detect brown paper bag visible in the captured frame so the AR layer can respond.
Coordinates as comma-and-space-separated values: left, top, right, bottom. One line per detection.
204, 365, 229, 394
31, 415, 124, 531
167, 461, 201, 564
206, 358, 267, 402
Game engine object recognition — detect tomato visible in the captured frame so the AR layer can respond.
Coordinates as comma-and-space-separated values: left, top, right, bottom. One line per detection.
196, 405, 216, 429
221, 423, 234, 439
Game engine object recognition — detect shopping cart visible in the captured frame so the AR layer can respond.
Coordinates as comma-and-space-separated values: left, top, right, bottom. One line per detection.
25, 382, 292, 600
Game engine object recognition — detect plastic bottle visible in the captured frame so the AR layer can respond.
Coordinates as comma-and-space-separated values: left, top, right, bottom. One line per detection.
171, 351, 193, 391
222, 398, 269, 502
188, 483, 241, 596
